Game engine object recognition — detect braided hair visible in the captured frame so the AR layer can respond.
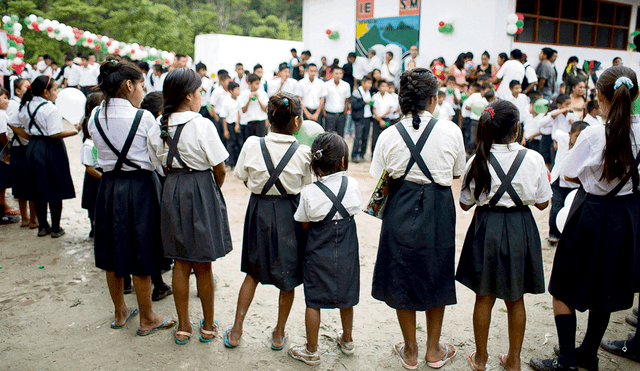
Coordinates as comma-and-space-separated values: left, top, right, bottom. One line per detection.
268, 92, 302, 134
97, 56, 144, 122
398, 68, 439, 129
160, 68, 202, 145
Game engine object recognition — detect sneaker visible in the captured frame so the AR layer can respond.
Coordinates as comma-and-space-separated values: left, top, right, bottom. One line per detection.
51, 228, 66, 238
553, 345, 598, 371
288, 344, 321, 366
152, 285, 173, 301
530, 357, 578, 371
0, 215, 21, 224
37, 227, 52, 237
336, 332, 355, 355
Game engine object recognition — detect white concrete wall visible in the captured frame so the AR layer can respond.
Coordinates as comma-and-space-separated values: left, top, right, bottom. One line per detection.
194, 34, 303, 79
302, 0, 356, 64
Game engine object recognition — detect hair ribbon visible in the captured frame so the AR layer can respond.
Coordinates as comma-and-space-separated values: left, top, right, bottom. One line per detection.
282, 97, 289, 107
483, 107, 495, 119
614, 76, 634, 90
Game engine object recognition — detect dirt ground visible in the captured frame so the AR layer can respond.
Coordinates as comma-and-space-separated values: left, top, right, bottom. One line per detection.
1, 125, 638, 371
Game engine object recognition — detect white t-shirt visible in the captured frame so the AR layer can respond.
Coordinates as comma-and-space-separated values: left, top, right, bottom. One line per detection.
230, 71, 250, 93
237, 89, 268, 124
77, 65, 99, 86
441, 87, 461, 109
370, 111, 466, 186
209, 86, 230, 110
495, 60, 525, 99
524, 114, 544, 140
506, 93, 531, 123
64, 64, 80, 87
218, 96, 240, 125
324, 80, 351, 113
294, 171, 362, 222
437, 101, 456, 120
464, 92, 487, 120
551, 130, 579, 189
299, 77, 327, 110
372, 92, 395, 119
535, 113, 553, 135
267, 78, 300, 97
583, 114, 604, 127
80, 138, 97, 168
460, 143, 551, 207
17, 97, 63, 137
551, 110, 580, 133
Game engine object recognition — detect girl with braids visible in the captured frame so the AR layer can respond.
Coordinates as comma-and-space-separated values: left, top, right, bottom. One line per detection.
148, 68, 232, 345
88, 57, 177, 336
456, 100, 551, 371
370, 68, 466, 370
227, 92, 312, 350
289, 132, 362, 365
13, 75, 79, 237
531, 66, 640, 371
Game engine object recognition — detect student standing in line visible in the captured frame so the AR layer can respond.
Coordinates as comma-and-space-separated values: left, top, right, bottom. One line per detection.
371, 80, 395, 153
370, 68, 466, 370
226, 93, 312, 350
220, 81, 242, 167
238, 74, 269, 141
299, 63, 326, 123
456, 100, 551, 371
323, 67, 351, 137
0, 86, 19, 224
350, 75, 373, 163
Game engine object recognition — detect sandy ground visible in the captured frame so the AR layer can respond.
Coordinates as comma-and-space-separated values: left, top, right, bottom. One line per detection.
1, 123, 639, 371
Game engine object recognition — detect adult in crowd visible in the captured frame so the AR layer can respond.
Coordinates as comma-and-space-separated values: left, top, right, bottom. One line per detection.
381, 51, 400, 86
568, 77, 587, 119
342, 53, 357, 91
536, 47, 558, 99
403, 45, 423, 71
494, 49, 525, 99
521, 53, 539, 94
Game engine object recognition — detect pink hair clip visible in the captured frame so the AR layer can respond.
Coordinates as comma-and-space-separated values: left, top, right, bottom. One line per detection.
483, 107, 495, 119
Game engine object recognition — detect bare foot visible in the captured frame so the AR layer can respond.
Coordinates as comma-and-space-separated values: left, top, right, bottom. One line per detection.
112, 306, 135, 327
227, 326, 242, 347
499, 354, 522, 371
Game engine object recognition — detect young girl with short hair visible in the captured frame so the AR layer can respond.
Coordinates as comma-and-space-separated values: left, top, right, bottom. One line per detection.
531, 66, 640, 371
456, 100, 551, 371
14, 75, 79, 237
289, 132, 362, 365
89, 58, 176, 336
227, 92, 312, 350
80, 92, 104, 237
148, 68, 232, 345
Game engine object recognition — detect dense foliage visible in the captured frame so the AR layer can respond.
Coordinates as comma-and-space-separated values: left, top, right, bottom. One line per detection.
2, 0, 303, 64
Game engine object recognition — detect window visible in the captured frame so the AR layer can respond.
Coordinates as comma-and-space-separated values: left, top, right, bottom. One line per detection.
515, 0, 631, 50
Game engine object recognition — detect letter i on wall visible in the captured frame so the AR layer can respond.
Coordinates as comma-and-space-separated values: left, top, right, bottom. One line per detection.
357, 0, 374, 20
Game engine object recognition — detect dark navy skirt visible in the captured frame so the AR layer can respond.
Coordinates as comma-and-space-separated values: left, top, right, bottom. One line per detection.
81, 169, 102, 219
304, 217, 360, 309
241, 193, 305, 291
372, 180, 457, 311
161, 170, 233, 263
94, 170, 164, 278
549, 188, 640, 313
23, 136, 75, 202
9, 142, 27, 198
456, 206, 545, 301
0, 161, 9, 190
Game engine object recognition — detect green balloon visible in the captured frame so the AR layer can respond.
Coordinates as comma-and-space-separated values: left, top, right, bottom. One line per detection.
432, 107, 440, 119
471, 101, 487, 117
16, 44, 24, 51
516, 20, 524, 28
444, 24, 454, 34
10, 15, 18, 22
62, 37, 69, 43
460, 92, 469, 101
534, 99, 549, 114
8, 40, 16, 47
37, 17, 43, 23
8, 53, 15, 59
293, 120, 325, 147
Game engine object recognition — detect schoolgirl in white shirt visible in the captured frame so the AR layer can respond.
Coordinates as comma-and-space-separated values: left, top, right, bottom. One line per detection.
227, 93, 312, 350
0, 87, 18, 224
148, 68, 232, 345
88, 58, 176, 337
13, 76, 80, 237
457, 100, 551, 371
531, 66, 640, 371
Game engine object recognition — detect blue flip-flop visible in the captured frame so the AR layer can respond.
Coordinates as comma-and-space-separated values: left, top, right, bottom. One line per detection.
136, 314, 176, 336
224, 326, 238, 348
110, 307, 139, 329
174, 322, 193, 345
271, 331, 288, 351
199, 319, 219, 343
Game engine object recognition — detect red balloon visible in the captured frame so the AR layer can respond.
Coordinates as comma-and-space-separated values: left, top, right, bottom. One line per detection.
114, 48, 120, 54
130, 49, 135, 54
96, 34, 102, 39
31, 22, 39, 31
46, 27, 53, 33
16, 36, 23, 44
87, 38, 92, 43
516, 13, 524, 21
438, 21, 445, 27
72, 27, 78, 32
326, 29, 332, 35
75, 35, 81, 40
7, 34, 13, 41
16, 51, 24, 58
517, 27, 524, 34
94, 45, 101, 50
106, 41, 111, 47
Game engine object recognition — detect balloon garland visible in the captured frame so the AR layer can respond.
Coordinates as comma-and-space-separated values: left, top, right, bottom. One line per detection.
325, 29, 340, 41
1, 15, 26, 74
438, 21, 454, 34
507, 13, 525, 36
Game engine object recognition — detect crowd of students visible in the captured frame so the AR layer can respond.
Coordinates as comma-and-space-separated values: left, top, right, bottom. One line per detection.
0, 43, 639, 371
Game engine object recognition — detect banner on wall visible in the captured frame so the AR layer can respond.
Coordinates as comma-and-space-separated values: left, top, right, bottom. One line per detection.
357, 0, 374, 20
399, 0, 420, 16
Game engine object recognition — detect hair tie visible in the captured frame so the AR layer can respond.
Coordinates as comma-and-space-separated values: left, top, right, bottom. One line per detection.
282, 97, 289, 107
313, 149, 323, 160
483, 107, 495, 119
614, 76, 634, 90
160, 130, 168, 135
111, 60, 118, 66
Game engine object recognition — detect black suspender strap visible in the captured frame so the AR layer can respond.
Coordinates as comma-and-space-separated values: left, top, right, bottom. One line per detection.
260, 138, 299, 195
93, 108, 144, 171
166, 123, 189, 170
396, 118, 437, 183
27, 102, 48, 136
607, 150, 640, 197
488, 149, 527, 207
315, 176, 350, 222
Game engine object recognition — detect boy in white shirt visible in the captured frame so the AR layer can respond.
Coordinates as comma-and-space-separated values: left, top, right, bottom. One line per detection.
63, 55, 79, 89
267, 63, 300, 97
77, 55, 99, 95
583, 100, 604, 127
550, 94, 579, 134
220, 81, 242, 167
443, 76, 461, 110
196, 62, 215, 119
462, 83, 490, 153
371, 80, 395, 153
323, 66, 351, 137
238, 74, 269, 140
436, 90, 455, 121
506, 80, 531, 124
350, 75, 373, 163
523, 91, 546, 154
299, 63, 326, 123
208, 71, 231, 147
387, 82, 400, 120
230, 63, 250, 92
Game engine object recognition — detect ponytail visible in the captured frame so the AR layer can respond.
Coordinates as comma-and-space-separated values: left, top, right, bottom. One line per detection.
97, 56, 144, 123
160, 68, 202, 145
20, 75, 54, 110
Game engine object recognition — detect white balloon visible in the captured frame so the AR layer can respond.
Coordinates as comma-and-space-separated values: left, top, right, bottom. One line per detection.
56, 88, 87, 125
564, 189, 578, 208
13, 57, 22, 65
101, 35, 109, 43
51, 20, 59, 28
42, 19, 51, 28
2, 16, 10, 24
48, 32, 55, 38
111, 40, 119, 48
27, 24, 34, 30
69, 39, 76, 46
556, 207, 570, 233
29, 14, 37, 23
507, 14, 518, 24
55, 33, 64, 41
13, 23, 22, 31
13, 30, 20, 37
8, 47, 17, 54
107, 46, 116, 54
118, 48, 127, 56
507, 24, 518, 35
82, 41, 89, 47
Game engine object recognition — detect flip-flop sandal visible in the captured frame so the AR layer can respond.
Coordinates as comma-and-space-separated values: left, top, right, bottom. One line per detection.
498, 354, 522, 371
199, 319, 219, 343
394, 341, 419, 370
427, 342, 456, 369
224, 327, 239, 348
21, 221, 29, 228
271, 330, 288, 351
175, 322, 193, 345
467, 350, 485, 371
110, 307, 139, 329
136, 314, 176, 336
6, 208, 20, 216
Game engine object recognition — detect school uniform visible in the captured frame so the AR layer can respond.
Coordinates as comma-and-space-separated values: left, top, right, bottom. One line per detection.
148, 111, 232, 263
456, 144, 551, 301
549, 119, 640, 313
88, 98, 164, 278
209, 85, 230, 146
238, 89, 269, 140
350, 87, 372, 160
7, 96, 28, 199
267, 78, 300, 97
441, 87, 461, 124
462, 92, 486, 153
370, 112, 466, 310
388, 92, 401, 120
219, 95, 242, 166
436, 101, 455, 121
234, 133, 312, 291
547, 131, 579, 240
299, 77, 326, 122
0, 111, 10, 190
77, 65, 99, 95
80, 138, 102, 222
324, 79, 351, 137
230, 72, 250, 93
551, 110, 579, 133
64, 64, 80, 88
536, 113, 554, 164
524, 114, 543, 153
17, 97, 75, 202
507, 93, 532, 124
198, 76, 215, 120
294, 172, 361, 308
371, 92, 396, 153
583, 113, 604, 127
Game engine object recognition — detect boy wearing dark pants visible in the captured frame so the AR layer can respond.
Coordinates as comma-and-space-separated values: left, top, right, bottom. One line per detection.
350, 76, 373, 163
220, 82, 242, 167
323, 67, 351, 136
239, 74, 269, 140
208, 71, 231, 150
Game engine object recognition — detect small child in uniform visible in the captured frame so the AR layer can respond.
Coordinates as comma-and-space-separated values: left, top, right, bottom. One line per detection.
289, 132, 362, 365
523, 91, 546, 154
80, 92, 105, 237
550, 94, 579, 134
456, 100, 552, 371
220, 81, 242, 167
583, 100, 604, 127
0, 87, 19, 224
227, 92, 312, 350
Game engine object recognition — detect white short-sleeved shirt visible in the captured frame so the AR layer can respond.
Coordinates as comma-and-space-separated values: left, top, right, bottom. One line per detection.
17, 97, 63, 136
299, 77, 326, 110
437, 101, 456, 120
551, 130, 579, 189
200, 76, 214, 107
77, 65, 99, 86
496, 60, 525, 99
209, 86, 230, 109
563, 116, 640, 196
506, 93, 531, 123
234, 132, 312, 195
441, 87, 461, 109
0, 110, 7, 134
370, 111, 466, 186
460, 144, 552, 207
524, 114, 543, 140
238, 89, 268, 124
357, 87, 372, 118
523, 63, 538, 85
535, 113, 553, 135
230, 72, 250, 93
372, 92, 395, 119
584, 114, 604, 127
294, 172, 362, 222
218, 96, 240, 125
64, 64, 80, 86
551, 110, 580, 133
88, 98, 158, 172
324, 80, 351, 113
388, 93, 401, 120
7, 96, 27, 145
147, 73, 166, 93
267, 78, 300, 97
464, 92, 487, 120
148, 111, 228, 170
80, 138, 98, 168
